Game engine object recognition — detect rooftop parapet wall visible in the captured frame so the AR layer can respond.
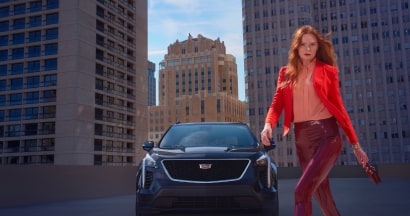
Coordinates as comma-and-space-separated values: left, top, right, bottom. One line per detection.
1, 163, 409, 207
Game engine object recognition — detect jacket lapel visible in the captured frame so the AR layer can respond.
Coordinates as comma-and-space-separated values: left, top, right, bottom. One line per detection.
313, 61, 326, 97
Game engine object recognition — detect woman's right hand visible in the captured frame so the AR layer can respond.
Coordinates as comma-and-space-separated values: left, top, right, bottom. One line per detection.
260, 123, 273, 146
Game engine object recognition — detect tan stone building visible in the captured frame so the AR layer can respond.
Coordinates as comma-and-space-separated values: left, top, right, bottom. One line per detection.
148, 34, 246, 142
0, 0, 148, 165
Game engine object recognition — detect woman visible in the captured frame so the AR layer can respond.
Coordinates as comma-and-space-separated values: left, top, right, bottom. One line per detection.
260, 25, 369, 216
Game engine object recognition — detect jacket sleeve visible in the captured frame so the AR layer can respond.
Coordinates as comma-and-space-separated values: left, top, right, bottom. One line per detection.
265, 67, 287, 128
326, 66, 359, 144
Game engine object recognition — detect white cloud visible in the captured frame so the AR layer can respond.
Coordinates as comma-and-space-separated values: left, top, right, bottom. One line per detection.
148, 49, 167, 56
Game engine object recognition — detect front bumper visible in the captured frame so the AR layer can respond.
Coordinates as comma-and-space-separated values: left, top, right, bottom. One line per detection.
136, 180, 278, 214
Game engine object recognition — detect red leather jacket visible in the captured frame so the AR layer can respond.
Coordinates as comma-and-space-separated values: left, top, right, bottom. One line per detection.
265, 60, 358, 144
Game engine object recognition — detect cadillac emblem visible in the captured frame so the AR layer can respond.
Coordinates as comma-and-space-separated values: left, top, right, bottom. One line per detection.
199, 164, 212, 170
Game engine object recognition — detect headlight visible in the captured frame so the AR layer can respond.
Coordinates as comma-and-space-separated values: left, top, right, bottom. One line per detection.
256, 154, 273, 188
141, 154, 157, 189
144, 153, 157, 168
256, 154, 268, 167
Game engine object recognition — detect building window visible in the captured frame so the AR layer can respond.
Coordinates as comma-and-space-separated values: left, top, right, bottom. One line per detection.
96, 6, 104, 18
201, 100, 205, 114
95, 78, 103, 90
44, 74, 57, 86
24, 123, 38, 136
28, 30, 41, 43
43, 90, 56, 102
14, 4, 26, 15
0, 64, 6, 76
26, 92, 39, 104
0, 108, 4, 120
0, 21, 8, 32
0, 49, 7, 61
0, 79, 5, 91
12, 33, 24, 45
10, 78, 23, 90
11, 63, 23, 75
10, 93, 22, 105
96, 20, 104, 32
28, 45, 41, 57
46, 0, 59, 10
8, 125, 22, 139
26, 76, 40, 88
46, 13, 58, 25
12, 48, 24, 59
13, 18, 25, 30
45, 28, 58, 40
0, 35, 7, 46
0, 6, 9, 18
28, 61, 40, 73
44, 43, 58, 55
44, 58, 57, 71
30, 1, 42, 12
41, 122, 55, 135
42, 105, 56, 118
9, 109, 22, 121
29, 15, 42, 27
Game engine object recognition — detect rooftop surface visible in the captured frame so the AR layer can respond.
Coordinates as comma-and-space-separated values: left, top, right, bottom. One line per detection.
1, 178, 409, 216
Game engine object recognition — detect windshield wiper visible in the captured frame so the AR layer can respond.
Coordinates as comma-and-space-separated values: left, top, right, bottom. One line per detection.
225, 144, 256, 152
160, 145, 186, 152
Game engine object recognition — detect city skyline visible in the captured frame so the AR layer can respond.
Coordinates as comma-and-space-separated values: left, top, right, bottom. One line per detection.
147, 0, 246, 102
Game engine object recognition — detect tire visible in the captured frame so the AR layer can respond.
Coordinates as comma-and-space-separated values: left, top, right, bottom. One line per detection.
262, 204, 279, 216
262, 185, 279, 216
135, 204, 143, 216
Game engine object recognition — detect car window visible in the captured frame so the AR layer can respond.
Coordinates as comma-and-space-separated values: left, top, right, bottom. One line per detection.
159, 124, 257, 148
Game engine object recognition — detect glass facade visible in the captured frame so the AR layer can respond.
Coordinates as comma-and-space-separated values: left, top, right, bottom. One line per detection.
0, 0, 59, 165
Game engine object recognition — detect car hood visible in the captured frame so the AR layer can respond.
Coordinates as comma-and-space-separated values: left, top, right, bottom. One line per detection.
151, 146, 261, 159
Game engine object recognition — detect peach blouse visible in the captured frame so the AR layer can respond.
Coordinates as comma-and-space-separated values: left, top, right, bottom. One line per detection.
293, 65, 332, 123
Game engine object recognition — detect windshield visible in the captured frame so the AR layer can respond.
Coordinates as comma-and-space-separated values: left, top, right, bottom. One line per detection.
159, 123, 258, 148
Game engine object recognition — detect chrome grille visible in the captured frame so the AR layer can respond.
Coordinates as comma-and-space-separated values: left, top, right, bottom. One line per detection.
162, 159, 250, 183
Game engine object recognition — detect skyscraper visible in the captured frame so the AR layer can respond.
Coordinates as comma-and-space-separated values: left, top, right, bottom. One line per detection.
147, 60, 156, 106
148, 34, 246, 141
243, 0, 410, 166
0, 0, 148, 165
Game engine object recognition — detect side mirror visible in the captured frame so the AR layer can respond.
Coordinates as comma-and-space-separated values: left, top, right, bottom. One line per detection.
142, 141, 154, 152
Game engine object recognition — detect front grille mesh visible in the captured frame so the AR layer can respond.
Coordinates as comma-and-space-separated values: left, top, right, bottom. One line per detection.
173, 196, 238, 208
162, 159, 249, 182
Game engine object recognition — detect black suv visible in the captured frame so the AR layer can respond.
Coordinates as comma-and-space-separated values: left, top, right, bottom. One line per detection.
135, 122, 278, 216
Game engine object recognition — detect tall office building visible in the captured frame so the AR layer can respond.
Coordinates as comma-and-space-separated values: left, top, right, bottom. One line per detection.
0, 0, 148, 165
243, 0, 410, 166
147, 60, 156, 106
148, 34, 246, 141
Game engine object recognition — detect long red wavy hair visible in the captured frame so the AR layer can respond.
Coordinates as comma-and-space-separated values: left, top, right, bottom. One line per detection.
279, 25, 337, 89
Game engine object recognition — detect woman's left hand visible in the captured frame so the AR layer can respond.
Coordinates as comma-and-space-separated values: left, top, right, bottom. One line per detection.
353, 147, 369, 168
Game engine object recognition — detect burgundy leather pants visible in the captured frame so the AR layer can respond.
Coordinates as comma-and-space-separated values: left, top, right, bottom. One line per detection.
293, 117, 342, 216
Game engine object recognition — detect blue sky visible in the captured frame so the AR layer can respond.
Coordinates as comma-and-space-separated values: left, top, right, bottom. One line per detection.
147, 0, 245, 102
